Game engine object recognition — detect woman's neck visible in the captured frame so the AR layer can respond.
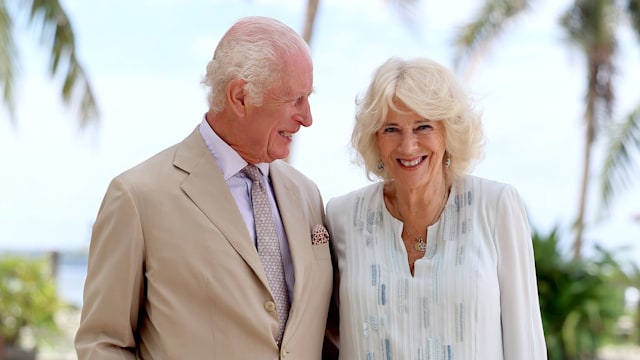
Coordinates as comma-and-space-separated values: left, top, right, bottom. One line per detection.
385, 176, 450, 227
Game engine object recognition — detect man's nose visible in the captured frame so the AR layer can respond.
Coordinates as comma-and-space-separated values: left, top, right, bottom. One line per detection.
297, 100, 312, 127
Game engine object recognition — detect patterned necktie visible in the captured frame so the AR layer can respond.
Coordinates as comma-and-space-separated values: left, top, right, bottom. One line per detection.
242, 165, 290, 344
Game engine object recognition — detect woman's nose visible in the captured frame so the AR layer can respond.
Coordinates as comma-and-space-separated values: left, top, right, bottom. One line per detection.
399, 132, 418, 151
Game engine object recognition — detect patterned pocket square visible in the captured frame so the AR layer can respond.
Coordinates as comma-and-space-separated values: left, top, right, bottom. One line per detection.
311, 224, 330, 245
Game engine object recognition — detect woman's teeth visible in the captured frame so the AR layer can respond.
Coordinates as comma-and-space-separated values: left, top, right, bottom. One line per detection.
399, 157, 422, 167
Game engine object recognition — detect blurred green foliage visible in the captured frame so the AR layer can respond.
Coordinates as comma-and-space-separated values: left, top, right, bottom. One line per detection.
0, 256, 62, 348
534, 227, 630, 359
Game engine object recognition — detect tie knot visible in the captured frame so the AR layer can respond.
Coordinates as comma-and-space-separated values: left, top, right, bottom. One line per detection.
242, 165, 262, 183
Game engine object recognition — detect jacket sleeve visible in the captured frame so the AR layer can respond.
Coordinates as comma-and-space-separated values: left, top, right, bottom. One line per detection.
75, 176, 144, 359
495, 185, 547, 359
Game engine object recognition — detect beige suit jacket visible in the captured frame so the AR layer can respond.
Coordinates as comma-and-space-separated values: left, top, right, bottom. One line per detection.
75, 128, 333, 359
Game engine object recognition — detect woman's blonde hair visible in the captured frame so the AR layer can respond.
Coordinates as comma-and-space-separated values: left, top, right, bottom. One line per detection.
352, 57, 485, 182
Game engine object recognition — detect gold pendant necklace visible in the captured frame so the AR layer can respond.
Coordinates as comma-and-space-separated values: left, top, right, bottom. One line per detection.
405, 227, 427, 252
394, 187, 449, 253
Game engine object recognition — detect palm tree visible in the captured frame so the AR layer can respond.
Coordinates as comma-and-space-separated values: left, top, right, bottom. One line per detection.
597, 3, 640, 217
452, 0, 640, 259
1, 0, 99, 128
301, 0, 420, 45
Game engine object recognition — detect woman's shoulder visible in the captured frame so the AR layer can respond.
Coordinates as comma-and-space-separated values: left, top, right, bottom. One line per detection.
326, 182, 382, 211
457, 175, 523, 206
459, 174, 515, 191
330, 181, 382, 200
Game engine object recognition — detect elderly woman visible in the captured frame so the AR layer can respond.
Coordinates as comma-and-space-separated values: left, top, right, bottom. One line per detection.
325, 57, 546, 359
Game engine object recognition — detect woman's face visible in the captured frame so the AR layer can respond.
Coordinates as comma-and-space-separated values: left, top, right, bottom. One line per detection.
376, 107, 446, 188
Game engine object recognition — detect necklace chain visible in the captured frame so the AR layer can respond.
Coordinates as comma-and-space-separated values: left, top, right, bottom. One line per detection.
403, 226, 427, 251
395, 188, 448, 252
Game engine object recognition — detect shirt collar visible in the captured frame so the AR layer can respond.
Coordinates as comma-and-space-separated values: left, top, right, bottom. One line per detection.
198, 115, 270, 180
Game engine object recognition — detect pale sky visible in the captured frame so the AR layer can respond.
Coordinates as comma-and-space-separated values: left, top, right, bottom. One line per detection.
1, 0, 639, 266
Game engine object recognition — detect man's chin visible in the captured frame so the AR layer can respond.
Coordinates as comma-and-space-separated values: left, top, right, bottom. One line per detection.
273, 148, 291, 161
261, 147, 288, 162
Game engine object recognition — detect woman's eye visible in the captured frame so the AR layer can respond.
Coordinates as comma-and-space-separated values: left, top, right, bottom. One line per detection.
416, 124, 433, 132
382, 127, 398, 133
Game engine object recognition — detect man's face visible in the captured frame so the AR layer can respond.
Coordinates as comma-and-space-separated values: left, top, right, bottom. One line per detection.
240, 49, 313, 164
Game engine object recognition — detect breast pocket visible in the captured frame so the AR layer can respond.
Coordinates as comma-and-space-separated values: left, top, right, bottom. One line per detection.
312, 241, 331, 259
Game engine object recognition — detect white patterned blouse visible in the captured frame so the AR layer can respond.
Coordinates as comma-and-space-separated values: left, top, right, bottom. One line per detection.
326, 175, 547, 360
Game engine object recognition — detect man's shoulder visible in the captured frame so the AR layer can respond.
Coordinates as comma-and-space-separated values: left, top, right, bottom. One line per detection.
115, 127, 201, 183
270, 160, 314, 184
116, 143, 180, 181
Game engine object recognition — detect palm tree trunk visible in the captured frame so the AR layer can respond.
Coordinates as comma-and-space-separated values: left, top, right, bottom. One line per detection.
574, 123, 592, 260
574, 62, 598, 260
285, 0, 319, 164
0, 332, 5, 360
302, 0, 320, 45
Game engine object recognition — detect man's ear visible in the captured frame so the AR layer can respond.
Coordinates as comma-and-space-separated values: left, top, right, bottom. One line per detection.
227, 78, 248, 116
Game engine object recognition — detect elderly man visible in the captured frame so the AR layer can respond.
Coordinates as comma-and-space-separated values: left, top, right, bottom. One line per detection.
75, 16, 333, 359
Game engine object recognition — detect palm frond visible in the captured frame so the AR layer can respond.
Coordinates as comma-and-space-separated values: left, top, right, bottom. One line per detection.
628, 0, 640, 42
22, 0, 99, 127
452, 0, 531, 77
0, 0, 17, 121
533, 226, 627, 358
560, 0, 618, 50
385, 0, 421, 32
600, 104, 640, 211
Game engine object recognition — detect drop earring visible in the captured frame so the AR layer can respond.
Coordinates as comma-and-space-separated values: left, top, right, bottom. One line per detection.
377, 161, 384, 170
444, 155, 451, 168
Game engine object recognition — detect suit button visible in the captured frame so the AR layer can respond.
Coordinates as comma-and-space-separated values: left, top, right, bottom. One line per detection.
280, 346, 287, 358
264, 301, 276, 312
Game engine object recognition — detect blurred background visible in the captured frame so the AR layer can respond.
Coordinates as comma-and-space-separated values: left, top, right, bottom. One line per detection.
1, 0, 639, 359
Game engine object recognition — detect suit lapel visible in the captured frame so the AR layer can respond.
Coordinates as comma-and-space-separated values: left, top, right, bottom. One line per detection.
175, 128, 269, 286
269, 162, 313, 306
174, 133, 313, 321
